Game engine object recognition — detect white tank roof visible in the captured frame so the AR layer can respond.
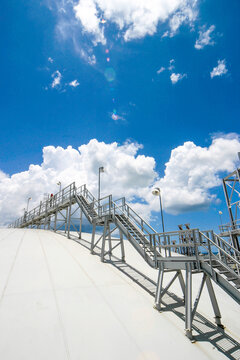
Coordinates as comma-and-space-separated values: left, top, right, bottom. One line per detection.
0, 228, 239, 360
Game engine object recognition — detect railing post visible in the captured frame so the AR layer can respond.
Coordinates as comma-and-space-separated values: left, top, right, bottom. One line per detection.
185, 262, 193, 340
109, 195, 112, 216
194, 230, 200, 269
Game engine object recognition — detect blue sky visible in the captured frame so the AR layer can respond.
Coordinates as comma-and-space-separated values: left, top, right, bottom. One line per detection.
0, 0, 240, 230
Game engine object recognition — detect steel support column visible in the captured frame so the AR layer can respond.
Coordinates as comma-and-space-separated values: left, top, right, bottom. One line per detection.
185, 263, 192, 340
205, 276, 223, 328
155, 263, 164, 311
119, 230, 125, 262
79, 208, 83, 239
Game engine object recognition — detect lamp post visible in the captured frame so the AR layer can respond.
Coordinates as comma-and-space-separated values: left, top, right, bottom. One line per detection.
26, 197, 32, 213
219, 211, 223, 225
98, 166, 104, 201
152, 187, 165, 233
57, 181, 62, 193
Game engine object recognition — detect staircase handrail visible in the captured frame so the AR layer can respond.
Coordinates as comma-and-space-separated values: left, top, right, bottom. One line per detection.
112, 200, 147, 239
12, 182, 76, 227
199, 231, 240, 277
149, 229, 200, 258
112, 198, 157, 235
213, 232, 240, 258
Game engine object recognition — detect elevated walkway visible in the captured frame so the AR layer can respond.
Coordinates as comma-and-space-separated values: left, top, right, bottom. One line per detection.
10, 182, 240, 340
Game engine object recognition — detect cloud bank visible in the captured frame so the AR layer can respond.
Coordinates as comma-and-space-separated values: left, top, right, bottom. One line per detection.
73, 0, 198, 43
52, 0, 198, 61
1, 135, 240, 226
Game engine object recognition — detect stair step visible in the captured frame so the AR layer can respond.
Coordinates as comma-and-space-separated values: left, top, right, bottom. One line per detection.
227, 276, 239, 281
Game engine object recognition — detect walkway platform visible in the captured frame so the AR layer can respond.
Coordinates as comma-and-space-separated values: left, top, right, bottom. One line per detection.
0, 229, 240, 360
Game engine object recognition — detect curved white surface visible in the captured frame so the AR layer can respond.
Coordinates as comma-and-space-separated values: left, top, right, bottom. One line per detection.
0, 229, 239, 360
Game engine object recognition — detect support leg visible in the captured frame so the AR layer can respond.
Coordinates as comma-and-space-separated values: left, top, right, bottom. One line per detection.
178, 270, 186, 301
79, 209, 82, 239
205, 276, 224, 328
119, 230, 125, 262
107, 224, 112, 261
67, 203, 72, 239
101, 221, 108, 262
192, 273, 206, 319
90, 221, 96, 254
54, 211, 57, 232
65, 208, 68, 234
185, 263, 193, 340
154, 263, 164, 311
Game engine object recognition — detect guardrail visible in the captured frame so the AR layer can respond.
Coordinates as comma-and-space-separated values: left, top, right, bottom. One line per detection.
11, 182, 76, 228
219, 219, 240, 233
144, 229, 240, 279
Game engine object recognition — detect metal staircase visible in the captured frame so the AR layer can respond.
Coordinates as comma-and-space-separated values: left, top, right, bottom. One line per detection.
10, 181, 240, 341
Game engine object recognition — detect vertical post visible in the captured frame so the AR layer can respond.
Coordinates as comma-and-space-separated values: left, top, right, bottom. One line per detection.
107, 223, 112, 260
222, 178, 240, 251
79, 208, 83, 239
178, 271, 186, 300
185, 263, 193, 340
119, 230, 125, 262
101, 220, 108, 262
155, 262, 164, 311
98, 167, 104, 204
65, 208, 68, 233
90, 220, 96, 254
54, 210, 57, 232
205, 276, 223, 328
47, 216, 51, 230
67, 202, 72, 239
159, 192, 165, 233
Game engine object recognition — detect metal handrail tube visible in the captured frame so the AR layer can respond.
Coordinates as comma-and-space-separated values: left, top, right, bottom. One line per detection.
112, 200, 153, 236
126, 204, 157, 234
200, 240, 240, 278
200, 231, 240, 268
213, 232, 240, 257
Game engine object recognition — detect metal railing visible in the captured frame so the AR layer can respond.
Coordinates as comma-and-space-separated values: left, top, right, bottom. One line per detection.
200, 231, 240, 277
9, 182, 240, 284
11, 183, 76, 228
111, 198, 157, 235
145, 229, 240, 280
219, 219, 240, 233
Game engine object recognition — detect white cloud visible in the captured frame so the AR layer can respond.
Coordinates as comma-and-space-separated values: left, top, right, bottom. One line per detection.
195, 25, 215, 50
88, 54, 96, 65
51, 70, 62, 88
169, 0, 198, 36
170, 72, 186, 84
157, 66, 165, 74
0, 140, 156, 225
48, 57, 54, 63
210, 59, 228, 78
55, 0, 198, 48
111, 112, 125, 121
156, 134, 240, 214
74, 0, 106, 45
168, 59, 175, 71
1, 135, 240, 226
69, 79, 80, 87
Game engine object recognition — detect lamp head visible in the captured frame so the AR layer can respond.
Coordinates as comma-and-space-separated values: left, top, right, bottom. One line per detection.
152, 188, 160, 196
99, 166, 104, 173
